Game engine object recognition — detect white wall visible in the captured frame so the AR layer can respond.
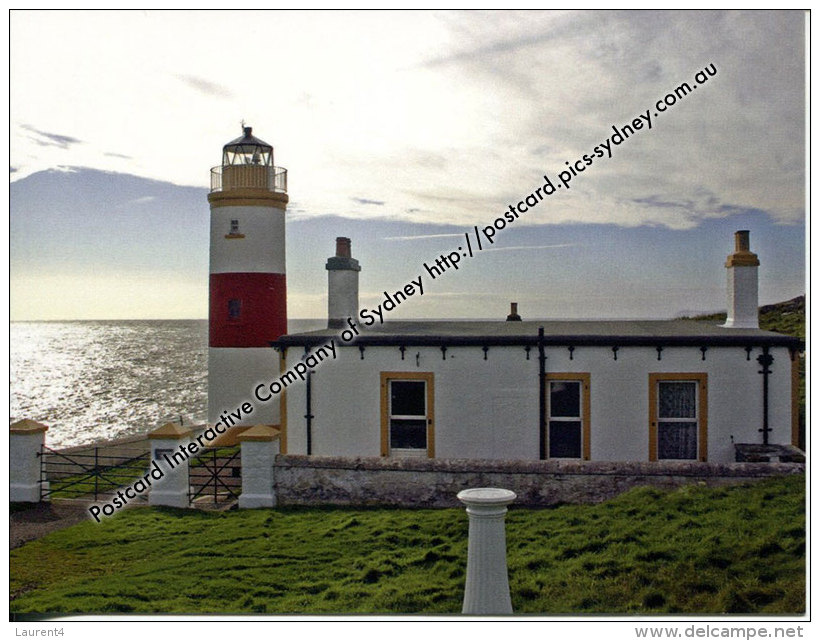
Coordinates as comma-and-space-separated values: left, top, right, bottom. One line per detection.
282, 343, 795, 463
725, 266, 759, 328
328, 269, 359, 324
546, 344, 792, 462
210, 205, 286, 274
209, 347, 281, 427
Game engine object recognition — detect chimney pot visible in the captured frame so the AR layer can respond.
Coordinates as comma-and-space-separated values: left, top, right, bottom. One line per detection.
506, 302, 522, 322
336, 237, 351, 259
735, 230, 750, 252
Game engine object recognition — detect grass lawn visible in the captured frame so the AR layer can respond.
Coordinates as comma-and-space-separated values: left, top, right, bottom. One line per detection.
10, 474, 804, 615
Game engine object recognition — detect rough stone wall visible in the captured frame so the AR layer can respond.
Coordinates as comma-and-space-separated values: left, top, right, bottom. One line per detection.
272, 455, 804, 508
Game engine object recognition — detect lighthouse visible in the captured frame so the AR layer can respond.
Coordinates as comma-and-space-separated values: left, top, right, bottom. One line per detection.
207, 126, 288, 427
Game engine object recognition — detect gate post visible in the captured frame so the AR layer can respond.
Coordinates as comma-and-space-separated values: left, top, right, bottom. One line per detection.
457, 487, 517, 615
147, 422, 191, 508
238, 425, 280, 508
10, 419, 49, 503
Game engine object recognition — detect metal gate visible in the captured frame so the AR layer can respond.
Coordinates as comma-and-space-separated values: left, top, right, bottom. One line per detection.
188, 447, 241, 506
39, 445, 150, 502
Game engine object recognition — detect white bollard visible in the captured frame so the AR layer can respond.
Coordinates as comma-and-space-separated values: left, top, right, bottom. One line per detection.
458, 487, 517, 615
10, 419, 49, 503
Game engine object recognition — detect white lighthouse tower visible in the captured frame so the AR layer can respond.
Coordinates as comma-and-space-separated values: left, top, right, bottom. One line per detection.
207, 126, 288, 427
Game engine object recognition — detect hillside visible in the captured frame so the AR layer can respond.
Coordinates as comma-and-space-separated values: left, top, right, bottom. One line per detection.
759, 296, 805, 340
682, 295, 805, 340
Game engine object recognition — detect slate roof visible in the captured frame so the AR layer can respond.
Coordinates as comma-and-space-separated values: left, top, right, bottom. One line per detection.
273, 320, 801, 349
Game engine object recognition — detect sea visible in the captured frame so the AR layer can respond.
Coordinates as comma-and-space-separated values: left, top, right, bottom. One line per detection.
9, 319, 325, 450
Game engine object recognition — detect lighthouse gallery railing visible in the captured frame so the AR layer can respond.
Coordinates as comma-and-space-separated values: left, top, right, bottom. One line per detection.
210, 165, 287, 193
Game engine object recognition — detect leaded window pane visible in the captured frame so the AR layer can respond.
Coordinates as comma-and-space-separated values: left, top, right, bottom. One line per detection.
390, 381, 425, 416
550, 381, 580, 417
549, 420, 582, 458
658, 382, 696, 418
390, 419, 427, 449
658, 422, 698, 459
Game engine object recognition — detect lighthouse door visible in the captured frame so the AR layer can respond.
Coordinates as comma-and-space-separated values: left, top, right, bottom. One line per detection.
380, 372, 435, 458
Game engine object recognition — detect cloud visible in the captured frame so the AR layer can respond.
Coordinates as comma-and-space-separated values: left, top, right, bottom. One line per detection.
359, 289, 497, 300
351, 197, 385, 206
398, 291, 499, 299
105, 151, 132, 159
483, 243, 576, 252
9, 11, 805, 234
422, 10, 592, 69
175, 74, 233, 98
397, 10, 805, 229
21, 124, 83, 149
125, 196, 156, 205
384, 233, 463, 241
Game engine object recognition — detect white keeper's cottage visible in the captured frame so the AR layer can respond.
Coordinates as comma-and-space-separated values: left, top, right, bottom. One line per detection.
207, 127, 802, 465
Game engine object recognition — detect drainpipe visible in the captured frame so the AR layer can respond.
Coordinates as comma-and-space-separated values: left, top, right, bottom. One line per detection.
304, 348, 314, 455
538, 327, 546, 460
757, 347, 773, 445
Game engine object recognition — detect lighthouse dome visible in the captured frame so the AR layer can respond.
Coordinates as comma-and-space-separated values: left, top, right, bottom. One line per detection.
222, 126, 273, 167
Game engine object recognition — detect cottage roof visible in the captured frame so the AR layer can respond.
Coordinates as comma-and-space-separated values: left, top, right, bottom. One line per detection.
273, 319, 801, 349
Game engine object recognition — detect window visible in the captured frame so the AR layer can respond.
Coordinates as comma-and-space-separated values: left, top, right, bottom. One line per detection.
545, 373, 590, 459
658, 382, 697, 459
228, 299, 242, 321
380, 372, 434, 458
224, 219, 245, 239
649, 373, 707, 461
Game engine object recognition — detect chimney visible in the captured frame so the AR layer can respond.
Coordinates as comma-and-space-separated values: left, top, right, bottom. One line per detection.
326, 237, 361, 328
506, 302, 522, 321
723, 230, 760, 329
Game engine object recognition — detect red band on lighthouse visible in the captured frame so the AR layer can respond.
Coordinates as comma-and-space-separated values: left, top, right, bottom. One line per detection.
209, 272, 287, 347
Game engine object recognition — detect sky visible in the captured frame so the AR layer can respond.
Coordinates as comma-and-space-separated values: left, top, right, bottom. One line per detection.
9, 9, 807, 321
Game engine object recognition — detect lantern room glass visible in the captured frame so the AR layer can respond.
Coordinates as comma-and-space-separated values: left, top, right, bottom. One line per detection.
222, 127, 273, 167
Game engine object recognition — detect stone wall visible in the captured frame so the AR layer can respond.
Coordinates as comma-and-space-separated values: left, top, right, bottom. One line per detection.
272, 455, 804, 508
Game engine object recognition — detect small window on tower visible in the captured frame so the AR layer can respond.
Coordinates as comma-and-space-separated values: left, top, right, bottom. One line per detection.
228, 299, 242, 321
225, 219, 245, 239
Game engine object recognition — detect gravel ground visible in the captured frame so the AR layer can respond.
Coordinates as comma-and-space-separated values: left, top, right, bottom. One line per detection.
10, 501, 95, 549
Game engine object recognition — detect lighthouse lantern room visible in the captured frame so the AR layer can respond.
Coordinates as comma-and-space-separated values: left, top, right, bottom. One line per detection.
207, 126, 288, 428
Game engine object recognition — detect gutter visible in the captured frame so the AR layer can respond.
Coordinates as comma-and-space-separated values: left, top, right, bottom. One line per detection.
273, 334, 802, 350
